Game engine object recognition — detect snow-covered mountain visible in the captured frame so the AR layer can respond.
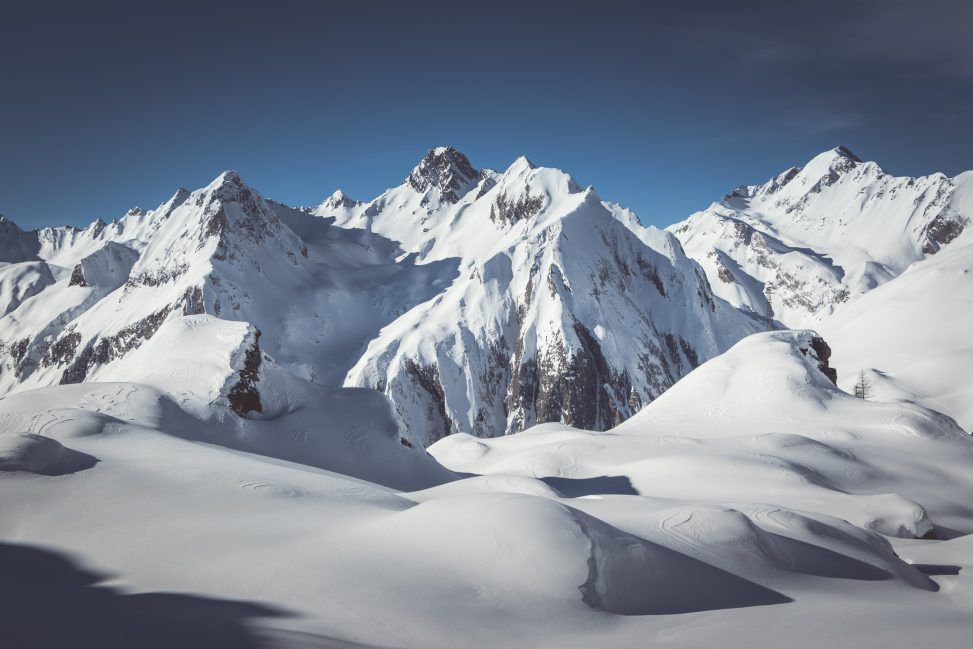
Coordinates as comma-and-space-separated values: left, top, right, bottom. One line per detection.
0, 171, 452, 429
314, 147, 761, 443
3, 147, 973, 649
669, 146, 972, 328
2, 145, 969, 447
0, 148, 762, 446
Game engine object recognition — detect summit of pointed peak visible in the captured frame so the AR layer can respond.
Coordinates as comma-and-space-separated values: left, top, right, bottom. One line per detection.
805, 145, 865, 170
511, 155, 536, 170
0, 214, 26, 233
212, 170, 245, 187
407, 146, 479, 203
796, 145, 868, 184
320, 189, 361, 210
199, 171, 249, 197
199, 170, 265, 207
832, 145, 862, 162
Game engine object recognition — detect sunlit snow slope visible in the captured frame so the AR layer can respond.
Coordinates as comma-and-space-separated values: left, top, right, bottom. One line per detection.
2, 329, 971, 648
670, 147, 972, 328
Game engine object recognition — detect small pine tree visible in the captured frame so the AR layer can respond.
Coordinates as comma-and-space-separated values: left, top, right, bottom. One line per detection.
854, 370, 872, 400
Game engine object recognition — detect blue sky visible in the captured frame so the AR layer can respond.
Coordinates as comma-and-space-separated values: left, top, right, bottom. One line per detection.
1, 0, 971, 229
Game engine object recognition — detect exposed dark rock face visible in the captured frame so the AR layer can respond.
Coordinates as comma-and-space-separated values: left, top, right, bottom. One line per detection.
831, 145, 861, 163
403, 358, 453, 442
205, 205, 230, 239
921, 213, 967, 254
508, 322, 648, 434
126, 264, 189, 287
0, 215, 42, 262
490, 189, 544, 225
407, 147, 479, 204
228, 331, 263, 417
508, 345, 539, 432
636, 253, 666, 295
68, 264, 87, 287
474, 174, 498, 200
679, 337, 700, 368
59, 307, 172, 385
181, 286, 205, 315
42, 332, 81, 368
473, 336, 511, 436
808, 336, 838, 385
9, 337, 29, 364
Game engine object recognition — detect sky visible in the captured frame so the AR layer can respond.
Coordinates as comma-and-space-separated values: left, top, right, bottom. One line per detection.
1, 0, 971, 229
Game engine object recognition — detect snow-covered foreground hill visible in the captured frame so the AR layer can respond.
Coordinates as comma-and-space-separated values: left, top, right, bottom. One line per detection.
2, 329, 972, 648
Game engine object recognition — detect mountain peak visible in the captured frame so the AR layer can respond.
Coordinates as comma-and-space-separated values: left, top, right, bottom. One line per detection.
407, 146, 479, 203
832, 145, 862, 162
799, 145, 866, 182
205, 170, 247, 193
510, 155, 536, 171
321, 189, 361, 210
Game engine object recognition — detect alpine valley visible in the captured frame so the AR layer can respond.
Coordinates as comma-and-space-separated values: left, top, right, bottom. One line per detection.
2, 146, 972, 649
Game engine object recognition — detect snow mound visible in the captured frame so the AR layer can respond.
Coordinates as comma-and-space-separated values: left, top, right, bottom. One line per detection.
431, 331, 971, 539
0, 433, 97, 475
0, 261, 54, 316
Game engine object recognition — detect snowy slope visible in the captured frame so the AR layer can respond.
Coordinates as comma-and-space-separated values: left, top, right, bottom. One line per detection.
2, 146, 971, 648
317, 148, 762, 444
819, 224, 973, 432
433, 330, 972, 538
670, 147, 972, 327
0, 172, 455, 414
2, 330, 971, 648
0, 151, 761, 444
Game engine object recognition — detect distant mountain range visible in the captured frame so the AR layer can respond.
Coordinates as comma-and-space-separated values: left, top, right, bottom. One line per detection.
1, 146, 970, 443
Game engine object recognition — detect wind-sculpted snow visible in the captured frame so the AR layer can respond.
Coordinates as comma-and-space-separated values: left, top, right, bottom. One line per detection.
670, 147, 973, 328
1, 329, 971, 647
432, 331, 971, 539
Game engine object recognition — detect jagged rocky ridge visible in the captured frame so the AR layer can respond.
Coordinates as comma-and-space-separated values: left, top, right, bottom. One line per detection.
4, 146, 968, 446
316, 148, 762, 444
0, 148, 763, 446
669, 146, 973, 328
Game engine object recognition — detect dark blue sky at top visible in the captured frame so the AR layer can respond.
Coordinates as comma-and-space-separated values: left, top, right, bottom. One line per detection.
1, 0, 971, 229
